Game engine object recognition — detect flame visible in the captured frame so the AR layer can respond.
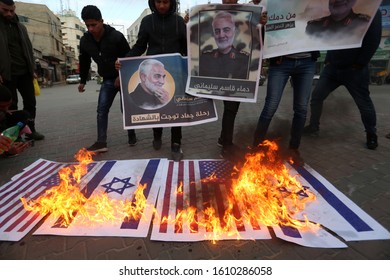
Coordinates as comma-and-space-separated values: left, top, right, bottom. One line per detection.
21, 148, 151, 226
158, 140, 317, 243
21, 141, 317, 242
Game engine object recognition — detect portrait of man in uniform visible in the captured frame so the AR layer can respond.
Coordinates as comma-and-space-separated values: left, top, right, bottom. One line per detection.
199, 10, 250, 79
305, 0, 371, 38
127, 59, 172, 110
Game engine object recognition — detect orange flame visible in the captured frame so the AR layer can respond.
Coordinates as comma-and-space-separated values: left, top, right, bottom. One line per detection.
21, 141, 316, 242
159, 140, 317, 243
21, 148, 151, 226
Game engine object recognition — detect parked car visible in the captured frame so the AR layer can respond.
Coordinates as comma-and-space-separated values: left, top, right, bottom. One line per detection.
66, 74, 80, 84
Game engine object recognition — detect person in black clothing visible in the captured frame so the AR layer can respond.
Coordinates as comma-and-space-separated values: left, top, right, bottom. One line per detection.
304, 9, 382, 150
0, 0, 44, 141
78, 5, 136, 153
118, 0, 187, 161
0, 84, 31, 156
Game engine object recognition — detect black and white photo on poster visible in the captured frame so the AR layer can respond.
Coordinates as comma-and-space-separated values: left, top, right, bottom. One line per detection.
186, 4, 263, 103
119, 53, 217, 129
263, 0, 382, 58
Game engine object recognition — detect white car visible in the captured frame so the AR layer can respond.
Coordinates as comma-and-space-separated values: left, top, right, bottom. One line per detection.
66, 75, 80, 84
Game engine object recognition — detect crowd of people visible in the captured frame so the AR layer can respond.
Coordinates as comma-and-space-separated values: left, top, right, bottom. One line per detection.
0, 0, 387, 164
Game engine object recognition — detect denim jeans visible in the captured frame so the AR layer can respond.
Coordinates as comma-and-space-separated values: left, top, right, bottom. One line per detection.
97, 79, 135, 143
254, 57, 316, 149
309, 64, 376, 135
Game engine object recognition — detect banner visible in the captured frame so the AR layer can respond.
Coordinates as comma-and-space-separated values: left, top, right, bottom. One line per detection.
119, 53, 217, 129
263, 0, 382, 58
186, 4, 263, 103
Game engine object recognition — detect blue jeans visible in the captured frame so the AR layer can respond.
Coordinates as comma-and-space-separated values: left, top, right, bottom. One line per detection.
309, 64, 376, 135
97, 79, 135, 143
254, 57, 316, 149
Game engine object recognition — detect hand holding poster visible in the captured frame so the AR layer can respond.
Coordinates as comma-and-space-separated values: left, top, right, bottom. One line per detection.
119, 53, 217, 129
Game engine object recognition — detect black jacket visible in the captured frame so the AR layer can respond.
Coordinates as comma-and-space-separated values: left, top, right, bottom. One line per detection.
126, 0, 187, 57
79, 24, 130, 84
325, 9, 382, 68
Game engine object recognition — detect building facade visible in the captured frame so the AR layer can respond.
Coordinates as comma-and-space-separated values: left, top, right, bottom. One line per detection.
15, 1, 65, 84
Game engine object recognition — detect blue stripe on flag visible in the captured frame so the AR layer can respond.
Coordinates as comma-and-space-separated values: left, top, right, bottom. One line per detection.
120, 159, 161, 229
294, 165, 373, 232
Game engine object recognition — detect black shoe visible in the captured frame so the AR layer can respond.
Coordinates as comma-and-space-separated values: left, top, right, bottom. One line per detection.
288, 148, 305, 166
217, 137, 223, 147
153, 139, 162, 150
128, 134, 137, 146
366, 133, 378, 150
25, 131, 45, 141
303, 125, 319, 137
171, 143, 183, 161
87, 142, 108, 153
220, 144, 244, 162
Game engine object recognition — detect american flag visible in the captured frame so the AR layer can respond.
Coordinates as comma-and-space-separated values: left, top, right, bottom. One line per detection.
0, 159, 96, 241
1, 159, 166, 241
151, 160, 272, 242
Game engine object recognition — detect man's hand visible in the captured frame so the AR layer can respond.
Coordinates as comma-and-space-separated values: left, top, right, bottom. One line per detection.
115, 60, 122, 71
0, 135, 12, 154
154, 88, 170, 105
78, 83, 86, 93
260, 11, 268, 25
6, 141, 31, 156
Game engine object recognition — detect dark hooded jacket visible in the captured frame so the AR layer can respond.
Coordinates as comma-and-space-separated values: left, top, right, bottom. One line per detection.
0, 14, 35, 82
126, 0, 187, 57
79, 24, 130, 84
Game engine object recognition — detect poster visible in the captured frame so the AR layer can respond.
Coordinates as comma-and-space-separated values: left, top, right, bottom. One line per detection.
119, 53, 217, 129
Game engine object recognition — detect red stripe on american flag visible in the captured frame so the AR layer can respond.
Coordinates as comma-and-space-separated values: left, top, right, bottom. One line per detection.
0, 163, 63, 218
159, 161, 174, 233
17, 212, 42, 232
200, 182, 212, 232
188, 161, 198, 233
0, 162, 64, 231
0, 160, 48, 195
174, 161, 184, 233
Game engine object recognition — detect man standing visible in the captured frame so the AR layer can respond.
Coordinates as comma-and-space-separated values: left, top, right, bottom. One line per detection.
128, 59, 170, 110
78, 5, 136, 153
304, 9, 382, 150
199, 6, 250, 161
0, 0, 44, 140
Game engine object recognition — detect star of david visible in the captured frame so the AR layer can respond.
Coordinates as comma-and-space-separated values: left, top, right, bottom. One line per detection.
101, 177, 135, 195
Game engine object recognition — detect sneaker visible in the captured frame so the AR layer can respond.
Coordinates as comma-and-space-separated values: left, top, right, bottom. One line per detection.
153, 138, 162, 150
87, 142, 108, 153
303, 125, 319, 137
288, 148, 305, 166
220, 144, 244, 162
171, 143, 183, 161
366, 133, 378, 150
25, 131, 45, 141
217, 137, 223, 147
128, 134, 137, 146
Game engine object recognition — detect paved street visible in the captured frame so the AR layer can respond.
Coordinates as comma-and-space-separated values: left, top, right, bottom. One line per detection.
0, 81, 389, 260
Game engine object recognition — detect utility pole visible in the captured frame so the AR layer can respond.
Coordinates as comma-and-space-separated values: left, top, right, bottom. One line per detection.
59, 0, 63, 15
